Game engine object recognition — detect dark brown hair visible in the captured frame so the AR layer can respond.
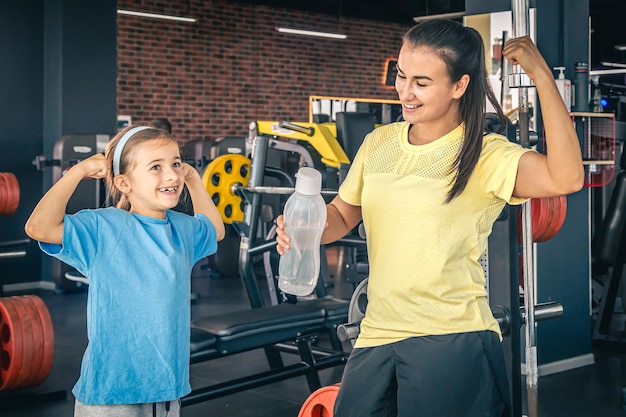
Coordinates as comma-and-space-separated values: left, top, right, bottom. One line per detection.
402, 19, 507, 202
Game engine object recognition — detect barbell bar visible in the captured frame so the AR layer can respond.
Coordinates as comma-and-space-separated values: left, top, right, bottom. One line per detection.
337, 301, 563, 343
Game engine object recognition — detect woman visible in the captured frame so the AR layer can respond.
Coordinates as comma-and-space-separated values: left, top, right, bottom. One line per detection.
276, 19, 583, 417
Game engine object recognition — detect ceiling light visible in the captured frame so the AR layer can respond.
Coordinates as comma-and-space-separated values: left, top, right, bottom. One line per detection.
413, 11, 465, 23
117, 9, 197, 23
275, 27, 347, 40
615, 45, 626, 51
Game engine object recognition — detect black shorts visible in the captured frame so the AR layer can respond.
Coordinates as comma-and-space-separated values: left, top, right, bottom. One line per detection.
334, 331, 511, 417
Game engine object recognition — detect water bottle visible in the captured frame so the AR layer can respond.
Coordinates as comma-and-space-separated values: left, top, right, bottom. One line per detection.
278, 167, 327, 296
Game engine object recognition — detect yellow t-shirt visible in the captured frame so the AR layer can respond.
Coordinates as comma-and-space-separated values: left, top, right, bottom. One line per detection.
339, 122, 531, 348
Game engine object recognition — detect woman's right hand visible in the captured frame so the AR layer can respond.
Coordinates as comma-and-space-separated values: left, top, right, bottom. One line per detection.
275, 214, 291, 255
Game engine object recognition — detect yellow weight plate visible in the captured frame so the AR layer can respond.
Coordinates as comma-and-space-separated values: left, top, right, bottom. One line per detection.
201, 154, 251, 224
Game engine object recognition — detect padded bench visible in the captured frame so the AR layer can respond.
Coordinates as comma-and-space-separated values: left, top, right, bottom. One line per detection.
184, 296, 350, 407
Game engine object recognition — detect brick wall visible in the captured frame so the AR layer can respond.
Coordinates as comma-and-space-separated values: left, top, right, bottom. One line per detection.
117, 0, 410, 142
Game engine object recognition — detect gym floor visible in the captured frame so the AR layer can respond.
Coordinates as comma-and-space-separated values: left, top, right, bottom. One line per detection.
2, 246, 626, 417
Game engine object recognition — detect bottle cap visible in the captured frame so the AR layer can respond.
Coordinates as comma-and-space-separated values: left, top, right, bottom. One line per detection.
295, 167, 322, 195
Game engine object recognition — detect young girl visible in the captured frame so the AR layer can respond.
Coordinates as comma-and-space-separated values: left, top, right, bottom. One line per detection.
276, 20, 583, 416
25, 125, 225, 417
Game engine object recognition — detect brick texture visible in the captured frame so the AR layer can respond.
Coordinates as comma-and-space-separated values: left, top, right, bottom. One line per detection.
117, 0, 409, 142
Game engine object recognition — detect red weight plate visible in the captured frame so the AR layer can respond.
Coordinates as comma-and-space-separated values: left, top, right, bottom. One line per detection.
0, 297, 24, 390
551, 195, 568, 241
543, 196, 559, 242
3, 173, 19, 215
21, 296, 47, 387
1, 173, 12, 216
28, 296, 54, 385
550, 195, 567, 239
543, 195, 566, 242
9, 297, 36, 389
0, 173, 8, 216
540, 196, 555, 242
19, 296, 46, 388
531, 198, 546, 242
536, 196, 553, 242
298, 384, 341, 417
0, 298, 13, 389
530, 198, 540, 242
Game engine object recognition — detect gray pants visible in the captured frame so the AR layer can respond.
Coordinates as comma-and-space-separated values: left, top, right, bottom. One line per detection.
74, 400, 180, 417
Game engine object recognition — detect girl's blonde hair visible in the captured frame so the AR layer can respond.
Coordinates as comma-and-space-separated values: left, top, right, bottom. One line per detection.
104, 126, 178, 210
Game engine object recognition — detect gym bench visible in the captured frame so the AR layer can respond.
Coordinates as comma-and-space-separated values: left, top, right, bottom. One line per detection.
183, 127, 361, 407
184, 296, 349, 407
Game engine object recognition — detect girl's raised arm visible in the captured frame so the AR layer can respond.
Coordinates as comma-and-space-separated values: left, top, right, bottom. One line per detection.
182, 163, 225, 241
25, 154, 107, 244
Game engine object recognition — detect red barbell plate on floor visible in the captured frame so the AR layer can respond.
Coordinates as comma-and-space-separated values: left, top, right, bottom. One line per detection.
18, 296, 46, 388
9, 297, 37, 389
20, 296, 46, 387
0, 296, 55, 390
298, 384, 341, 417
0, 297, 25, 390
27, 295, 54, 386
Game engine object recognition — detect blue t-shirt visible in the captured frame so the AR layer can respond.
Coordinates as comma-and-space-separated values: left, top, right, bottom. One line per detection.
40, 207, 217, 405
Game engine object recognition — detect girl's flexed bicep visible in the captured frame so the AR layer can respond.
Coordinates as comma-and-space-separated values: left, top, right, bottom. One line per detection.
182, 163, 225, 241
25, 154, 107, 244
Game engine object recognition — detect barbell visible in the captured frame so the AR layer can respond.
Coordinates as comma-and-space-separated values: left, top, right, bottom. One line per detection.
201, 154, 337, 224
336, 277, 563, 343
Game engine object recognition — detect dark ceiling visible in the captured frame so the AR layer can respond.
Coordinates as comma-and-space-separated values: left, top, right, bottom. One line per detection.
238, 0, 626, 26
238, 0, 464, 25
238, 0, 626, 66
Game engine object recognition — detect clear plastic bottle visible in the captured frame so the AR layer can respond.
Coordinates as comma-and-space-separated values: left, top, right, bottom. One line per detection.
278, 167, 327, 296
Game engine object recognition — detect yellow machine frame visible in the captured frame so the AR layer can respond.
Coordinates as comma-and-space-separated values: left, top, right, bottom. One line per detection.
254, 96, 401, 169
254, 120, 350, 168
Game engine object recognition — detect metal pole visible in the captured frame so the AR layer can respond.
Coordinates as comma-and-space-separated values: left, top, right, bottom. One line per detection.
508, 1, 539, 416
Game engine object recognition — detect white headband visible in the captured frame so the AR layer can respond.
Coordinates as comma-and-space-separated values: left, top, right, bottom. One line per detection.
113, 126, 151, 176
